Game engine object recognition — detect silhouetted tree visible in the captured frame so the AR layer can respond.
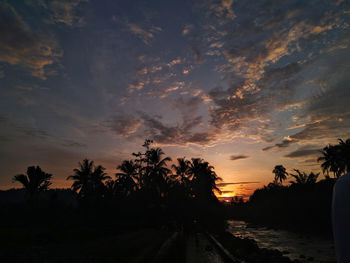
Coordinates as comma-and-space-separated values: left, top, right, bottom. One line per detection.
67, 159, 109, 199
115, 160, 138, 197
188, 158, 222, 202
144, 147, 172, 198
272, 165, 288, 184
104, 179, 116, 199
67, 159, 94, 197
91, 165, 110, 197
318, 138, 350, 177
318, 144, 341, 177
12, 166, 52, 196
230, 196, 244, 206
172, 157, 190, 185
289, 169, 319, 185
338, 138, 350, 173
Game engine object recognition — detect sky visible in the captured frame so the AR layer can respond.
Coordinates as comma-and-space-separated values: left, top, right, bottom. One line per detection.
1, 0, 350, 198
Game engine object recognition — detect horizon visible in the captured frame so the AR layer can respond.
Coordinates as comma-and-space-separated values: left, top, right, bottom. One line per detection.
1, 0, 350, 199
2, 140, 333, 200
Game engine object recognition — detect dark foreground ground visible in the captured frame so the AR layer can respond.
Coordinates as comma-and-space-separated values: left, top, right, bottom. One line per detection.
2, 222, 330, 263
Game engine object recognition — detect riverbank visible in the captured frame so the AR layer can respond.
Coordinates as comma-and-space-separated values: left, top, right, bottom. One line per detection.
225, 220, 336, 263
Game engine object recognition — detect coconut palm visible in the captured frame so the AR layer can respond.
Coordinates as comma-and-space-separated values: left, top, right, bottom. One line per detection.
116, 160, 138, 182
318, 138, 350, 178
188, 158, 222, 201
272, 165, 288, 184
115, 160, 138, 197
67, 159, 109, 198
145, 148, 171, 180
144, 147, 172, 198
67, 159, 94, 197
338, 138, 350, 174
13, 166, 52, 196
91, 165, 110, 196
172, 157, 190, 184
318, 145, 341, 177
289, 169, 319, 185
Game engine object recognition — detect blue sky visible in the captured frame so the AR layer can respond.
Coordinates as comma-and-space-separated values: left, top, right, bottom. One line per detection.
1, 0, 350, 197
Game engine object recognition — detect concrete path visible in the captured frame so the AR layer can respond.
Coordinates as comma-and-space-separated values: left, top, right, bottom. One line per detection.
186, 233, 226, 263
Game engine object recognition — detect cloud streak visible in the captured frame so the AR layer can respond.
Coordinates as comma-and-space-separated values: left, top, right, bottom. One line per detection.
126, 23, 162, 45
284, 146, 321, 158
0, 3, 62, 79
217, 182, 260, 187
229, 154, 249, 161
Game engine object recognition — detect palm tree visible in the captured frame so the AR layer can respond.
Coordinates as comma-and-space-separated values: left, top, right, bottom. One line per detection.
318, 138, 350, 178
272, 165, 288, 184
67, 159, 109, 198
318, 145, 341, 177
144, 147, 172, 198
13, 166, 52, 196
338, 138, 350, 174
172, 157, 190, 184
289, 169, 319, 185
67, 159, 94, 197
115, 160, 138, 197
91, 165, 110, 196
188, 158, 222, 202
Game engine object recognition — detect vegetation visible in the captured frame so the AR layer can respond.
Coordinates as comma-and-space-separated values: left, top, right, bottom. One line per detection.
3, 138, 349, 261
2, 140, 224, 262
9, 140, 223, 224
289, 169, 319, 185
227, 138, 350, 236
318, 138, 350, 178
67, 158, 111, 199
272, 165, 288, 184
60, 141, 222, 209
12, 166, 52, 197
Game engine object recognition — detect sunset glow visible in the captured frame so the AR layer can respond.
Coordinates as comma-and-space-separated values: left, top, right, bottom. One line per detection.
1, 0, 350, 199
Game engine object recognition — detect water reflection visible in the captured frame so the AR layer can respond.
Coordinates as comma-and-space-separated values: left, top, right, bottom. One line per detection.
227, 220, 336, 263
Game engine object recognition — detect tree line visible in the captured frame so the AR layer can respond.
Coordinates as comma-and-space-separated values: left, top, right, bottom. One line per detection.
12, 138, 350, 205
228, 139, 350, 235
269, 138, 350, 188
12, 140, 222, 208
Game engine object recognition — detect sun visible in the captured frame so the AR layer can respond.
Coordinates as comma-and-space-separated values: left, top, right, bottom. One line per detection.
217, 192, 235, 198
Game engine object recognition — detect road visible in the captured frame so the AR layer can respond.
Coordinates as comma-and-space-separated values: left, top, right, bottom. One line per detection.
185, 233, 226, 263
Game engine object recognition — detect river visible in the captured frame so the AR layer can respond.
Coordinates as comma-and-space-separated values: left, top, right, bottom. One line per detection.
226, 220, 336, 263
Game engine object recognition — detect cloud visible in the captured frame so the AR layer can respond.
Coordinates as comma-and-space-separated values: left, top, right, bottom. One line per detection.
128, 81, 146, 92
46, 0, 87, 27
3, 118, 82, 145
159, 82, 184, 98
217, 181, 260, 187
167, 58, 182, 67
229, 154, 249, 161
199, 0, 350, 146
182, 24, 194, 36
171, 96, 204, 115
0, 3, 62, 79
138, 113, 221, 146
262, 137, 297, 151
208, 0, 236, 21
284, 145, 321, 158
108, 114, 142, 138
61, 139, 86, 148
126, 23, 162, 45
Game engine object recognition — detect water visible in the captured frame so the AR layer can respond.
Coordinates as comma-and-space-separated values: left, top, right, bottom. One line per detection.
226, 220, 336, 263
